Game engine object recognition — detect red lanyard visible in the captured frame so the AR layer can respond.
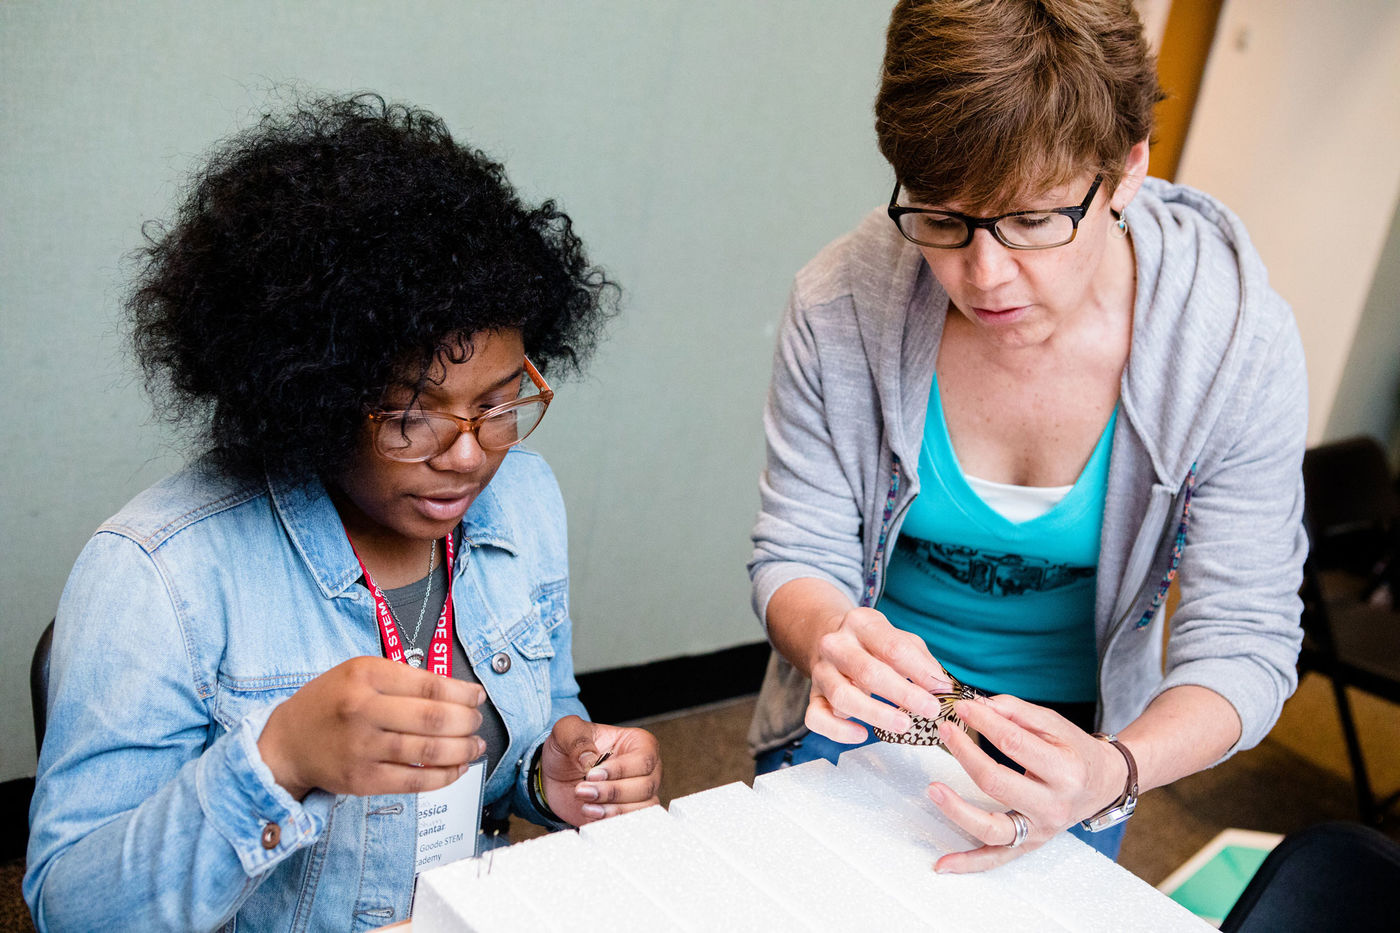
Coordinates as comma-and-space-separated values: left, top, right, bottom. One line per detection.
348, 532, 455, 677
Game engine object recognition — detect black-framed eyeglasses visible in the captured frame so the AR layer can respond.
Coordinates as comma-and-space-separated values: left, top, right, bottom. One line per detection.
887, 175, 1103, 250
367, 357, 554, 461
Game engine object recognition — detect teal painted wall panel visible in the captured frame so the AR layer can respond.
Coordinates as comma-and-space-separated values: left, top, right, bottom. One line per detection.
0, 1, 892, 780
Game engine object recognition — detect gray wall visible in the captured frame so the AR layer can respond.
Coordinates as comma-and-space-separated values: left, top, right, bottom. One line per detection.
1325, 198, 1400, 461
0, 1, 892, 782
1172, 0, 1400, 445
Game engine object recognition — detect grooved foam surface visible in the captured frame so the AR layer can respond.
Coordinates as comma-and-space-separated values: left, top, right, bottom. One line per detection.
668, 781, 936, 931
755, 758, 1068, 932
841, 743, 1210, 933
413, 743, 1213, 932
578, 802, 806, 931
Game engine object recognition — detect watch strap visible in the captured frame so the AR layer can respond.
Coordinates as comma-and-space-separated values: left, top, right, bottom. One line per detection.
1079, 733, 1138, 832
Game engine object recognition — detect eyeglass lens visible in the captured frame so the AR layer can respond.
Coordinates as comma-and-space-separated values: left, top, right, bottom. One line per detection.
896, 210, 1075, 248
374, 400, 548, 460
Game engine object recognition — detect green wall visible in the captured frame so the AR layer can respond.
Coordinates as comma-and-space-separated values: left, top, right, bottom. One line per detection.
0, 1, 892, 782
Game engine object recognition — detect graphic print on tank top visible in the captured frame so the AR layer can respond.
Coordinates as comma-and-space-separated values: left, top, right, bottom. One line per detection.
897, 537, 1096, 597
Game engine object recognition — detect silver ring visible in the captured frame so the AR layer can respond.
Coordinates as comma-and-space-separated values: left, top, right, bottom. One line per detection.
1004, 809, 1030, 848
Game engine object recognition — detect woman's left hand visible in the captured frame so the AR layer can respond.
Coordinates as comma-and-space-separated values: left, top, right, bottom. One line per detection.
925, 693, 1129, 873
539, 714, 662, 825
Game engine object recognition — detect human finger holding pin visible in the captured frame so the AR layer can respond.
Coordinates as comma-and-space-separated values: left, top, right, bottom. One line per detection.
538, 715, 662, 825
749, 0, 1307, 871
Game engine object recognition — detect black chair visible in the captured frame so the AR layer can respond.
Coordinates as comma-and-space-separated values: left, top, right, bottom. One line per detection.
31, 617, 54, 756
1299, 436, 1400, 825
1219, 821, 1400, 932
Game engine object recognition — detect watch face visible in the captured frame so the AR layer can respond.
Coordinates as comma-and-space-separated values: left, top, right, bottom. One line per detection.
1083, 799, 1136, 832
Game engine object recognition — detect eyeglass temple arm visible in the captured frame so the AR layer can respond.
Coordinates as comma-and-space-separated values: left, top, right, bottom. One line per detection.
523, 356, 554, 401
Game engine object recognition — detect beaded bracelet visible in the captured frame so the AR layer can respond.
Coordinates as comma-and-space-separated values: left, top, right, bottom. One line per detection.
528, 745, 563, 823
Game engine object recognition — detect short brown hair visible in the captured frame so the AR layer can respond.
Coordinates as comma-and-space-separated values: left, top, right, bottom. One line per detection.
875, 0, 1162, 208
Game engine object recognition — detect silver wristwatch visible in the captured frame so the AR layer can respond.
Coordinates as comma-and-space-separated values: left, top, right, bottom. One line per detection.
1080, 733, 1138, 832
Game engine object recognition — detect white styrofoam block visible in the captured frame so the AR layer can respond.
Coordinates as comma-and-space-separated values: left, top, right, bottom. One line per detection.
668, 781, 939, 931
578, 802, 810, 932
478, 829, 676, 932
841, 742, 1213, 932
417, 742, 1212, 932
843, 741, 1002, 809
412, 851, 552, 933
756, 759, 1070, 932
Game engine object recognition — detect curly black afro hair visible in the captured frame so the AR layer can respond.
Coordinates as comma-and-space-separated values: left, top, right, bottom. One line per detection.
129, 92, 617, 484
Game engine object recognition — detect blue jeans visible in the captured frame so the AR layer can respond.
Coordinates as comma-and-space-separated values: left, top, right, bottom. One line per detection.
754, 728, 1126, 860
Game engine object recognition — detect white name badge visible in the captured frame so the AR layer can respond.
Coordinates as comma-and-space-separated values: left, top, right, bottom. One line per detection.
415, 758, 487, 876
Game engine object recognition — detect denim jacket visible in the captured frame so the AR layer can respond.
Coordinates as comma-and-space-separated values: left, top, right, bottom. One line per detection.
25, 448, 586, 932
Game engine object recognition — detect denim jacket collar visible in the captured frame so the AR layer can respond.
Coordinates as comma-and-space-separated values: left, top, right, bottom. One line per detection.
267, 472, 522, 600
459, 480, 522, 557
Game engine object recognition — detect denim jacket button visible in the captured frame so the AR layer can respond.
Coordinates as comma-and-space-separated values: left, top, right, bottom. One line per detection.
490, 652, 511, 674
260, 822, 281, 849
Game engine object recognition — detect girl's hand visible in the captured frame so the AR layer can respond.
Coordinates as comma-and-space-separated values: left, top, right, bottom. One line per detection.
539, 715, 661, 825
257, 656, 486, 800
805, 606, 954, 743
924, 693, 1129, 872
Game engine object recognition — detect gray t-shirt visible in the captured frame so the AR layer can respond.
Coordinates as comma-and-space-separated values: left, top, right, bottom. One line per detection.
383, 564, 509, 778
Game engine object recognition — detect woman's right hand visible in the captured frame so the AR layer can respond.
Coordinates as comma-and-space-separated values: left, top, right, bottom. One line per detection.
257, 656, 485, 800
805, 606, 954, 743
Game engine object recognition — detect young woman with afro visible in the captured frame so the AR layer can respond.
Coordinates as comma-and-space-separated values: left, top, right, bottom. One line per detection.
25, 93, 661, 932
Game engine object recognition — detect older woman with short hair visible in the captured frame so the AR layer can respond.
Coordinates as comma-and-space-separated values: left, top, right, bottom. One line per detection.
749, 0, 1306, 871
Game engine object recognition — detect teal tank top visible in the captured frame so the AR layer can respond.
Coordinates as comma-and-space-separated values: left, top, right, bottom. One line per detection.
877, 376, 1117, 702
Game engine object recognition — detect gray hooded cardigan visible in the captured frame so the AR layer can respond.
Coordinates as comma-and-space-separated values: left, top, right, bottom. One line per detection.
747, 177, 1308, 760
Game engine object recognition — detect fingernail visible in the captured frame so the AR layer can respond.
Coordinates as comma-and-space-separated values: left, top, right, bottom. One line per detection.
581, 804, 604, 819
586, 767, 607, 782
892, 712, 913, 733
927, 783, 945, 804
575, 783, 599, 801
